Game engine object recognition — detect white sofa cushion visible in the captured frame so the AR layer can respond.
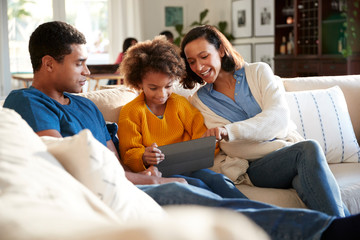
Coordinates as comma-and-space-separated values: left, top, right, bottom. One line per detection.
0, 107, 120, 239
41, 130, 165, 222
282, 75, 360, 144
78, 87, 138, 123
285, 86, 360, 163
330, 163, 360, 214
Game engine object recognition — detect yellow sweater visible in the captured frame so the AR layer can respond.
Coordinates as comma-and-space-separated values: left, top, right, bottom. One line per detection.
118, 92, 210, 172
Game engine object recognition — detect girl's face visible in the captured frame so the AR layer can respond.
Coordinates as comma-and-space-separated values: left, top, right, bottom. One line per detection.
184, 37, 224, 84
140, 71, 174, 107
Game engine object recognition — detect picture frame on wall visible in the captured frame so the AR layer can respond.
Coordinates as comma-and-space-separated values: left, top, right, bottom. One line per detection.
234, 44, 252, 62
254, 43, 274, 70
254, 0, 274, 36
232, 0, 252, 38
165, 6, 184, 27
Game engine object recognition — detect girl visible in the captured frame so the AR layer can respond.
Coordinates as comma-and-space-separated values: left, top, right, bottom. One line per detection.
117, 36, 246, 199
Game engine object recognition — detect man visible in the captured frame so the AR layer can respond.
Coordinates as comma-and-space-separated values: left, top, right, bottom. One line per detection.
159, 30, 174, 43
3, 21, 180, 185
4, 21, 359, 240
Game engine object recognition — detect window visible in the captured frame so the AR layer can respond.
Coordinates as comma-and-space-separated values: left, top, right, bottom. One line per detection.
66, 0, 109, 64
7, 0, 52, 73
7, 0, 110, 75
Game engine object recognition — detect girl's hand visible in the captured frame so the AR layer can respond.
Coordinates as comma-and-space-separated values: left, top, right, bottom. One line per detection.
143, 143, 165, 166
202, 127, 229, 141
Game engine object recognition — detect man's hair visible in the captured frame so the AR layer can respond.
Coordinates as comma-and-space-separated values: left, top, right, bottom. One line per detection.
29, 21, 86, 72
120, 35, 185, 91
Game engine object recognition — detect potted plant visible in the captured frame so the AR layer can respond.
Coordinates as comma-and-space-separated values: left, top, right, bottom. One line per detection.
173, 9, 233, 46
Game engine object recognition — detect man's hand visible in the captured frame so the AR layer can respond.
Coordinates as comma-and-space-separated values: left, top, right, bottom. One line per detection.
124, 171, 188, 185
140, 165, 162, 177
155, 177, 188, 185
202, 127, 229, 141
143, 143, 165, 166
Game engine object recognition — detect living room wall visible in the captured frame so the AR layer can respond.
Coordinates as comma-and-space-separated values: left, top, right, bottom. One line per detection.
139, 0, 232, 42
138, 0, 274, 66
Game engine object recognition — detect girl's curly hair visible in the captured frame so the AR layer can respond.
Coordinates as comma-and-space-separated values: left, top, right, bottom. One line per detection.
120, 35, 186, 90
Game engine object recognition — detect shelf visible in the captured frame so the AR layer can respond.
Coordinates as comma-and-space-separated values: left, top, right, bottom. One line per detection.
274, 0, 356, 77
322, 19, 346, 24
275, 24, 294, 28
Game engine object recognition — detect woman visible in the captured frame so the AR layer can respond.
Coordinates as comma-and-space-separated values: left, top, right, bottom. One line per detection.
115, 37, 138, 64
180, 25, 347, 217
108, 37, 138, 85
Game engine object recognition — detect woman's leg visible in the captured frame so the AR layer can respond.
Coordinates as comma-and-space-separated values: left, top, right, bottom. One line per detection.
187, 169, 248, 199
247, 140, 346, 217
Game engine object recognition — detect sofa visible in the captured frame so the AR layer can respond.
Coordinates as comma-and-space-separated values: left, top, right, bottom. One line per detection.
79, 74, 360, 214
0, 74, 359, 239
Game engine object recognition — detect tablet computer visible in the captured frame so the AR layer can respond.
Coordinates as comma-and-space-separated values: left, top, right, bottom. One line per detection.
156, 136, 216, 177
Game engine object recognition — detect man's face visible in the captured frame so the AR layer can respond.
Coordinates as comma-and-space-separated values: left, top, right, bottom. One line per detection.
53, 44, 90, 93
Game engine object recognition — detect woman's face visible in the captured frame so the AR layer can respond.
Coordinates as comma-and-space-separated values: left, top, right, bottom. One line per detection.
184, 37, 224, 84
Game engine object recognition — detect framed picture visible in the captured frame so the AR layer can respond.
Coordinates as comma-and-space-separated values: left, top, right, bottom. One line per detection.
165, 6, 184, 27
254, 0, 274, 36
234, 44, 252, 62
254, 43, 274, 70
232, 0, 252, 38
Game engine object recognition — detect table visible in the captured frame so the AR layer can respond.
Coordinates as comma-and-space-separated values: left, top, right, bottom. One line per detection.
12, 73, 34, 88
86, 73, 124, 91
11, 73, 124, 91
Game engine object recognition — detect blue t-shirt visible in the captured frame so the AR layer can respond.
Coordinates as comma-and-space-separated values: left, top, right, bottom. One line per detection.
198, 68, 262, 123
4, 87, 110, 146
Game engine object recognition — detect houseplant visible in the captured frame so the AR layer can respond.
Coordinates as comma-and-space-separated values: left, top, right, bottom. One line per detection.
173, 9, 234, 46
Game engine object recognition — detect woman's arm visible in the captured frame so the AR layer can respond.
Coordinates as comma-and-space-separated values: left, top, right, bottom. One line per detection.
224, 63, 290, 142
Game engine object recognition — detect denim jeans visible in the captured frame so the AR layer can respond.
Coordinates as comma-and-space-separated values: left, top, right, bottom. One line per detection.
247, 140, 347, 217
138, 182, 334, 240
172, 168, 248, 199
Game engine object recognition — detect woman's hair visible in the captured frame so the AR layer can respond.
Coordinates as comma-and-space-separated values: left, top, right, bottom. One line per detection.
122, 37, 138, 53
120, 35, 186, 91
180, 25, 244, 89
29, 21, 86, 72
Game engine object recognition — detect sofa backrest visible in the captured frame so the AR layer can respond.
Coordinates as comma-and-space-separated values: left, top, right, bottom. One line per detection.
78, 82, 200, 124
282, 75, 360, 143
78, 86, 138, 123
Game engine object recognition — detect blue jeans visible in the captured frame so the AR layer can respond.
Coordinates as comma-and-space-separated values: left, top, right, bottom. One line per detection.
138, 182, 334, 240
172, 169, 248, 199
247, 140, 348, 217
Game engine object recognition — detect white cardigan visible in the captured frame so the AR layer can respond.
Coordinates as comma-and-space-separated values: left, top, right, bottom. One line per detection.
190, 62, 304, 184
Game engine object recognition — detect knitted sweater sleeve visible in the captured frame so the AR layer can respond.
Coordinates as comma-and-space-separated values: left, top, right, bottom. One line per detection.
118, 98, 147, 172
174, 94, 207, 140
225, 62, 290, 142
175, 94, 220, 155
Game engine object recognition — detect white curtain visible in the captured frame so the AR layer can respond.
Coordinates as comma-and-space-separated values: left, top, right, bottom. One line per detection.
0, 0, 11, 97
109, 0, 143, 62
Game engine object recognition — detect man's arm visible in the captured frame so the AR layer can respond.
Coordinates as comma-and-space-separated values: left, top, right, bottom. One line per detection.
36, 129, 62, 138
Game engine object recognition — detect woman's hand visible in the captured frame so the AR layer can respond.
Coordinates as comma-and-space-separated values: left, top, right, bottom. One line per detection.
142, 143, 165, 166
202, 127, 229, 141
